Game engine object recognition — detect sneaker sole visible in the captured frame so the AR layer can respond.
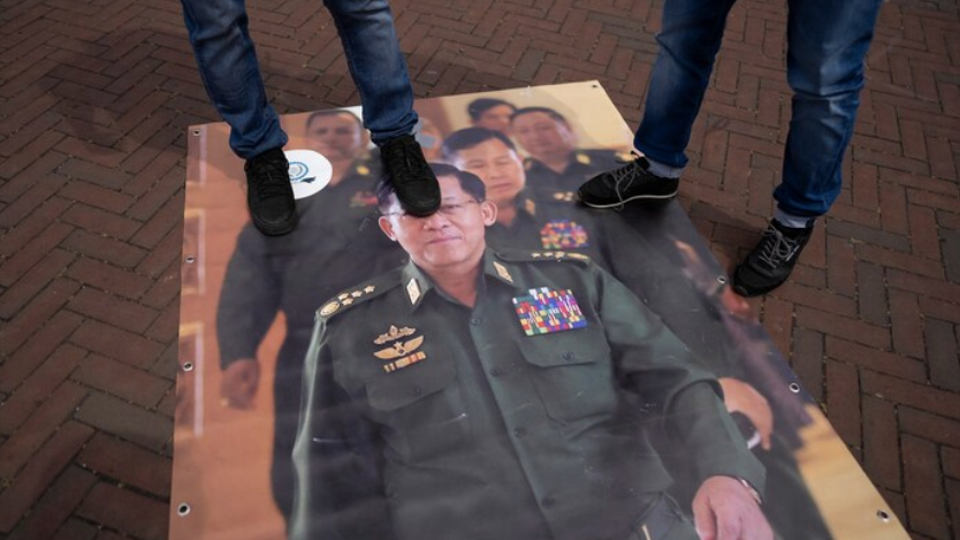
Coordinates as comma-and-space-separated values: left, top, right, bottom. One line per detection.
251, 213, 298, 236
578, 190, 678, 209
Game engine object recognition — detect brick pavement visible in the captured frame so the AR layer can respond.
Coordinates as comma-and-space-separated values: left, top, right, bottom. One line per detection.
0, 0, 958, 538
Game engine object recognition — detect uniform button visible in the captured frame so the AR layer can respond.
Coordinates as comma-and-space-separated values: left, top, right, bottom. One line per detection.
513, 427, 526, 438
470, 318, 482, 326
411, 386, 422, 396
541, 497, 556, 508
562, 351, 574, 361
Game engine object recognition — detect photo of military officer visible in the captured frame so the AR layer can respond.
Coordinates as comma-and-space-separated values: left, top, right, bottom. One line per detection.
216, 108, 407, 524
466, 97, 517, 134
441, 128, 832, 540
511, 106, 628, 194
290, 168, 773, 540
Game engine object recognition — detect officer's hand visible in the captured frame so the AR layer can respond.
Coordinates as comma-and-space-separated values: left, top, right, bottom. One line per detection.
718, 378, 772, 451
692, 476, 772, 540
221, 358, 260, 409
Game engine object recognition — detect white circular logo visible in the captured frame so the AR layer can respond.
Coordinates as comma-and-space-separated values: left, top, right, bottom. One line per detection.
283, 149, 332, 200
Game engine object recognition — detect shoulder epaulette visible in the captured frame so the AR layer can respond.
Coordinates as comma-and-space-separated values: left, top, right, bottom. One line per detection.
317, 269, 402, 320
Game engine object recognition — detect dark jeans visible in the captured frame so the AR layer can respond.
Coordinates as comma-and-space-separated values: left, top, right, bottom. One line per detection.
179, 0, 418, 159
635, 0, 884, 218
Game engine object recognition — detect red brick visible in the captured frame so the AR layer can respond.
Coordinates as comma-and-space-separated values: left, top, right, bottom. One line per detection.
889, 289, 927, 360
925, 318, 960, 392
0, 421, 94, 532
66, 258, 153, 300
0, 277, 82, 357
0, 381, 88, 479
77, 433, 172, 496
0, 344, 86, 434
948, 479, 960, 540
0, 222, 74, 288
57, 158, 135, 191
0, 196, 71, 258
791, 328, 824, 401
71, 354, 170, 408
0, 311, 84, 394
825, 336, 926, 382
75, 392, 171, 452
857, 243, 945, 279
135, 220, 183, 278
796, 305, 890, 349
69, 319, 165, 368
903, 435, 950, 538
61, 203, 142, 241
50, 518, 98, 540
888, 269, 960, 305
61, 229, 148, 269
862, 395, 901, 491
863, 371, 960, 421
77, 483, 168, 540
900, 407, 960, 448
67, 288, 158, 334
0, 248, 76, 319
5, 467, 97, 540
944, 447, 960, 480
59, 181, 135, 214
825, 359, 861, 448
0, 130, 65, 179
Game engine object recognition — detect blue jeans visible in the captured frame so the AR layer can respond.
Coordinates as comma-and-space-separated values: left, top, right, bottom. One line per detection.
635, 0, 883, 218
180, 0, 418, 159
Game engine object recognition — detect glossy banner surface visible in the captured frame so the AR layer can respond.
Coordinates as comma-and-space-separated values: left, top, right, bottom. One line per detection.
171, 82, 907, 540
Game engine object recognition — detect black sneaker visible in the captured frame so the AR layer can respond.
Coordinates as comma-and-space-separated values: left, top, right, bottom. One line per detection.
380, 134, 441, 216
732, 220, 814, 297
577, 154, 679, 209
245, 148, 297, 236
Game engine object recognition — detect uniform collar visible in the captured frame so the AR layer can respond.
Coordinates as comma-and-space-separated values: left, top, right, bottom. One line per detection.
399, 250, 519, 311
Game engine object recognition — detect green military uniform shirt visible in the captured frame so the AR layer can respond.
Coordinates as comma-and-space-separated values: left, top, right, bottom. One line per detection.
291, 250, 765, 540
524, 148, 626, 195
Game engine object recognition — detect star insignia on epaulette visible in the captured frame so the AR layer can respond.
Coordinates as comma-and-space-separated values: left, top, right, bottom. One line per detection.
575, 152, 591, 165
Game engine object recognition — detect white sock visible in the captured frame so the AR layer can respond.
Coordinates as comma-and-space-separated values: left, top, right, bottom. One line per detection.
644, 157, 684, 179
773, 207, 817, 229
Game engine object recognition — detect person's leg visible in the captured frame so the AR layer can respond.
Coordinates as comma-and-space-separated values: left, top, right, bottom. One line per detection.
322, 0, 418, 145
635, 0, 739, 170
578, 0, 738, 208
775, 0, 884, 220
180, 0, 287, 158
323, 0, 439, 216
180, 0, 297, 235
733, 0, 883, 296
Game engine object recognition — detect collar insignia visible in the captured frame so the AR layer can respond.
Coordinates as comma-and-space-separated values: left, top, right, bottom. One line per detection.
406, 278, 421, 305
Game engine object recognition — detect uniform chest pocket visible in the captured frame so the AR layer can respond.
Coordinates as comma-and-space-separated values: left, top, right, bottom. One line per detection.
362, 355, 471, 464
519, 327, 619, 423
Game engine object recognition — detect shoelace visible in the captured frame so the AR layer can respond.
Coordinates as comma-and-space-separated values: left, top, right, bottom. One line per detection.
249, 159, 291, 200
757, 226, 801, 268
607, 156, 644, 211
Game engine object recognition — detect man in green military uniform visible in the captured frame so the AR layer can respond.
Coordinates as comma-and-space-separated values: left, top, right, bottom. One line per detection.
511, 106, 629, 195
441, 126, 831, 540
217, 109, 406, 523
290, 169, 773, 540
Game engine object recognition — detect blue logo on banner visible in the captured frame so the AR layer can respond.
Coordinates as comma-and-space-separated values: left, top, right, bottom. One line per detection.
288, 161, 316, 184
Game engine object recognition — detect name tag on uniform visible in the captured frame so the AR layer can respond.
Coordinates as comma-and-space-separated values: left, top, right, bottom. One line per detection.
540, 220, 589, 249
512, 287, 587, 336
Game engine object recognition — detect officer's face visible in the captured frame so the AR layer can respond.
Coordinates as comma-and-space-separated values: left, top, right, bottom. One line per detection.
511, 112, 577, 160
451, 139, 525, 209
474, 105, 515, 134
379, 176, 497, 274
305, 113, 364, 160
